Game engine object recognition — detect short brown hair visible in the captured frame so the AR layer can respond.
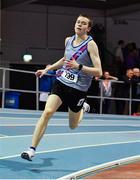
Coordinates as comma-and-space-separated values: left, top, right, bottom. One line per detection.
78, 14, 93, 28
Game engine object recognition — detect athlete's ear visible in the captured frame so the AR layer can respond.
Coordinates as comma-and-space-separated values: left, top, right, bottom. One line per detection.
87, 27, 91, 32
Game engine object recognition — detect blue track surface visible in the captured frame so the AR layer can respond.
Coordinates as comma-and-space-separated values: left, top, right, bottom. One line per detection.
0, 108, 140, 179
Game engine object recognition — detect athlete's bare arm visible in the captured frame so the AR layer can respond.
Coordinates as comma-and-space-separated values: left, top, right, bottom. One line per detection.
35, 57, 65, 78
35, 37, 71, 78
82, 40, 102, 77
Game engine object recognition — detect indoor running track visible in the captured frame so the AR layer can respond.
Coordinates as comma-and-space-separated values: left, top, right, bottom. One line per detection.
0, 108, 140, 179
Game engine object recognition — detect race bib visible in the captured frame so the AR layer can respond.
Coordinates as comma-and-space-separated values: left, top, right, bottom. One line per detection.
61, 70, 78, 83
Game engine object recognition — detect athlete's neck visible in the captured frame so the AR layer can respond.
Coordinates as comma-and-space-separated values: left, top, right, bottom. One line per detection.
74, 34, 88, 45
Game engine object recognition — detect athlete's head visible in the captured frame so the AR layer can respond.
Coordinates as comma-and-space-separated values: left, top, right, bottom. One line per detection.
75, 14, 93, 35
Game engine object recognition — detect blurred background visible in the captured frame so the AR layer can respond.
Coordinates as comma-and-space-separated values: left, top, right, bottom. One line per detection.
0, 0, 140, 113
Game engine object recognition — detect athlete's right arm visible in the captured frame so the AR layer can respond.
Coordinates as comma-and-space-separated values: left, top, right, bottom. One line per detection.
35, 57, 65, 78
45, 57, 65, 71
35, 37, 71, 78
46, 37, 70, 71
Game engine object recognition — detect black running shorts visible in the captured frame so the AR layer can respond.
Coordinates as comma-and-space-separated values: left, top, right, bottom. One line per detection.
51, 80, 86, 112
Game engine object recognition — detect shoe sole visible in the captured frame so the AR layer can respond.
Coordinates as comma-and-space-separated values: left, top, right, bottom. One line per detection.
21, 152, 32, 161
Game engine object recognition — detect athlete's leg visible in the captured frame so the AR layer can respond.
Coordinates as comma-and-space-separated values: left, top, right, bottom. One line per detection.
31, 94, 62, 147
68, 108, 84, 129
68, 101, 90, 129
21, 94, 62, 161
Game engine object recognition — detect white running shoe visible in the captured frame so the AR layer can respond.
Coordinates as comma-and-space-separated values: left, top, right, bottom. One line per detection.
21, 148, 35, 161
83, 102, 90, 113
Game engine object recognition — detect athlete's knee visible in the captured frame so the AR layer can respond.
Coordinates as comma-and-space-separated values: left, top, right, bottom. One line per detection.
43, 108, 54, 118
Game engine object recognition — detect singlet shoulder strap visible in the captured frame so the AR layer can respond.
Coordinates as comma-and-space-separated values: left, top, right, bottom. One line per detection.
71, 36, 93, 61
65, 35, 75, 47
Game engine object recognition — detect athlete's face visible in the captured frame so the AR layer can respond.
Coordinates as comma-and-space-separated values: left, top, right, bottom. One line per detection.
74, 16, 91, 35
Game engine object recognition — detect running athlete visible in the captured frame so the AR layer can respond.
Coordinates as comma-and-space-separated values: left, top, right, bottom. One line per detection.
21, 14, 102, 161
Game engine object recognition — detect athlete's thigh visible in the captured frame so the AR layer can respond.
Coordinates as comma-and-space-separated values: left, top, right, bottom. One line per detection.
44, 94, 62, 112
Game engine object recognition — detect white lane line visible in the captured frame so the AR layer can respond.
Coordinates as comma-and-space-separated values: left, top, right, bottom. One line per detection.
0, 140, 140, 160
0, 134, 9, 137
0, 122, 139, 126
0, 124, 139, 126
1, 130, 140, 139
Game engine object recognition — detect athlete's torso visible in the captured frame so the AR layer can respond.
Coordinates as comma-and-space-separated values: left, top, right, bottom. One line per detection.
56, 35, 94, 92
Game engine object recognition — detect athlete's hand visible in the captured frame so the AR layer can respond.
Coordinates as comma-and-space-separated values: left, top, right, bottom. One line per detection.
35, 69, 47, 78
65, 58, 79, 69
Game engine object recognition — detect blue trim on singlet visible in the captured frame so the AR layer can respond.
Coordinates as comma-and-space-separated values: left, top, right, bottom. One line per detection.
71, 35, 91, 48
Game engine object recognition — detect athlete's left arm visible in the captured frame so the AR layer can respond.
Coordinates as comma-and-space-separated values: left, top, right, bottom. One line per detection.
82, 40, 102, 77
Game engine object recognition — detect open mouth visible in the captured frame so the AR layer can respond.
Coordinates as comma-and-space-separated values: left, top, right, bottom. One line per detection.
77, 27, 81, 31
